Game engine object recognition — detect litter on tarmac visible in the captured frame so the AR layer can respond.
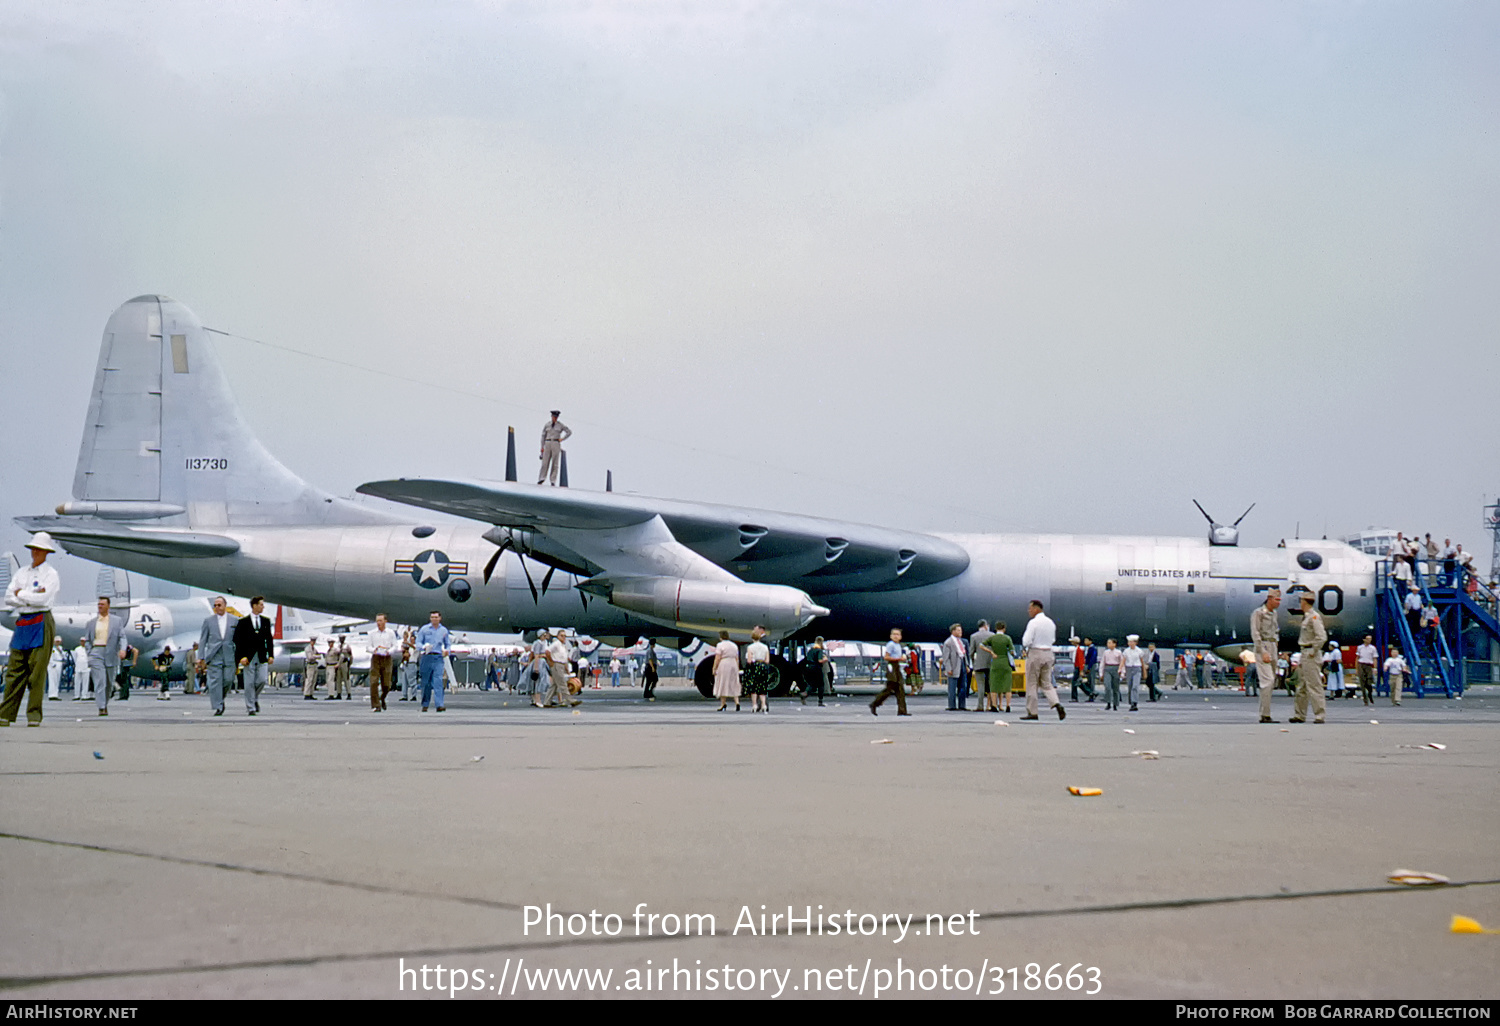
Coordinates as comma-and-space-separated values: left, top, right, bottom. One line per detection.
92, 751, 104, 759
1387, 869, 1450, 886
871, 738, 893, 744
1450, 915, 1499, 934
1132, 750, 1159, 759
1123, 728, 1136, 734
993, 719, 1010, 727
1068, 786, 1103, 796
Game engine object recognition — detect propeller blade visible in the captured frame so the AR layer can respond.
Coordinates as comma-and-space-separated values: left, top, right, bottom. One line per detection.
482, 537, 514, 584
520, 555, 538, 604
541, 566, 556, 595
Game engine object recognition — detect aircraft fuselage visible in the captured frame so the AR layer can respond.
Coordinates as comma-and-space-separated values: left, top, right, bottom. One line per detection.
62, 524, 1375, 646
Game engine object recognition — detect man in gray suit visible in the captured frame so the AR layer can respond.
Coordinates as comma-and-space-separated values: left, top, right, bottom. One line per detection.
83, 596, 127, 717
196, 595, 239, 717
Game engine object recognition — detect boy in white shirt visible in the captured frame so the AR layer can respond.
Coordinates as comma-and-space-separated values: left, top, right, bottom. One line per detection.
1383, 645, 1408, 706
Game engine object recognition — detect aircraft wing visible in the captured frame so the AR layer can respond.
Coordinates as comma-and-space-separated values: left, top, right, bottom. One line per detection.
357, 479, 969, 594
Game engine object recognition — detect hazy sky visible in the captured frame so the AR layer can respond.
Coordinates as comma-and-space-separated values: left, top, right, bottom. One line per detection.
2, 0, 1496, 601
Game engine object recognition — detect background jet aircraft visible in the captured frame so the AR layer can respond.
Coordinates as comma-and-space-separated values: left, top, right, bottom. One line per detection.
19, 296, 1377, 675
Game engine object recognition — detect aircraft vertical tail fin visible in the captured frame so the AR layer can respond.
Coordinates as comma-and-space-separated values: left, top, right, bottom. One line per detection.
279, 606, 308, 641
64, 296, 393, 528
0, 552, 14, 597
94, 565, 131, 605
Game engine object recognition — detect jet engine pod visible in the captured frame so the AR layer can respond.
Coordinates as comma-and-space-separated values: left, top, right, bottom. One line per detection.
586, 575, 829, 641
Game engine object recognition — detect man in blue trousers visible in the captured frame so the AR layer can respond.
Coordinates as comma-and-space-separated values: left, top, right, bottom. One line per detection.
415, 611, 452, 712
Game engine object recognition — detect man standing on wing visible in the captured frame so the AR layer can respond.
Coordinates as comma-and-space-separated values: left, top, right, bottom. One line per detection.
538, 411, 572, 486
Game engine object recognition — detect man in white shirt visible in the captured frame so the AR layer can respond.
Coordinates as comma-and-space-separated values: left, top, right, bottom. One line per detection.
539, 630, 580, 708
1122, 634, 1146, 712
366, 613, 399, 712
2, 533, 62, 727
870, 628, 910, 716
1383, 645, 1408, 706
1020, 600, 1065, 721
68, 641, 89, 701
1354, 634, 1379, 706
45, 640, 64, 702
1403, 585, 1423, 635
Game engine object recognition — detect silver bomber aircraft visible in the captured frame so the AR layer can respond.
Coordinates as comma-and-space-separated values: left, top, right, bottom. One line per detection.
20, 296, 1377, 665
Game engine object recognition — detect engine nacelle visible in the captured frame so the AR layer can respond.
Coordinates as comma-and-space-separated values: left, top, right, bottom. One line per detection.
584, 575, 829, 641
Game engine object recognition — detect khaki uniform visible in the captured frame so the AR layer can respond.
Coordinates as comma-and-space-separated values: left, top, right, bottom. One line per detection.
1293, 606, 1328, 722
1250, 601, 1279, 720
538, 419, 572, 485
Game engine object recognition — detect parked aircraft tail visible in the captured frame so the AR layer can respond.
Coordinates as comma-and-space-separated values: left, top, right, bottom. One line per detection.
61, 295, 391, 529
0, 552, 15, 597
94, 565, 131, 606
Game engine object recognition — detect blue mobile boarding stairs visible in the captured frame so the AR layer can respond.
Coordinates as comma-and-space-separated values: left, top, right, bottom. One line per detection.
1374, 558, 1500, 698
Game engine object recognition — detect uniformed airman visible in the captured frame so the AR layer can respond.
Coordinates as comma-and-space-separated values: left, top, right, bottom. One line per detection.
1250, 587, 1281, 723
1289, 590, 1328, 724
538, 411, 572, 486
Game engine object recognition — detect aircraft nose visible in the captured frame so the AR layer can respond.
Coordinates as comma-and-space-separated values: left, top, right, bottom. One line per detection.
805, 601, 831, 619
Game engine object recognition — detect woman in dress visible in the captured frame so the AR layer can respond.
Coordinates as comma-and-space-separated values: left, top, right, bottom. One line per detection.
711, 629, 741, 711
1323, 640, 1344, 699
742, 625, 777, 713
982, 620, 1014, 713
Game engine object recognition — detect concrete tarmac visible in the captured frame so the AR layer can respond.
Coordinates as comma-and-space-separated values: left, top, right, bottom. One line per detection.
1, 681, 1496, 1000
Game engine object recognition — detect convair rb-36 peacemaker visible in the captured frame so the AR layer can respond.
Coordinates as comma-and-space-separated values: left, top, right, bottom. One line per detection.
20, 296, 1377, 657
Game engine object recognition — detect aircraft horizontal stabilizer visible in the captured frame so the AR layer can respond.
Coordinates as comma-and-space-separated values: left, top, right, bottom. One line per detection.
14, 517, 240, 559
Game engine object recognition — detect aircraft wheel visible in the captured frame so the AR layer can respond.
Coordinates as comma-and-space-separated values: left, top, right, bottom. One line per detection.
694, 655, 715, 698
769, 654, 794, 697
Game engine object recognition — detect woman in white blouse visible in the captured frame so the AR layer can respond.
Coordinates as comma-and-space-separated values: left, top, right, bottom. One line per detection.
742, 626, 775, 713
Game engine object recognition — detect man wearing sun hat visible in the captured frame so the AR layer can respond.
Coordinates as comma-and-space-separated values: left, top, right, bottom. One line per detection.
1, 533, 62, 726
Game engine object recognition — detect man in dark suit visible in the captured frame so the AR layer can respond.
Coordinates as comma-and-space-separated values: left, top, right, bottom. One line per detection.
196, 596, 239, 717
233, 596, 274, 716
